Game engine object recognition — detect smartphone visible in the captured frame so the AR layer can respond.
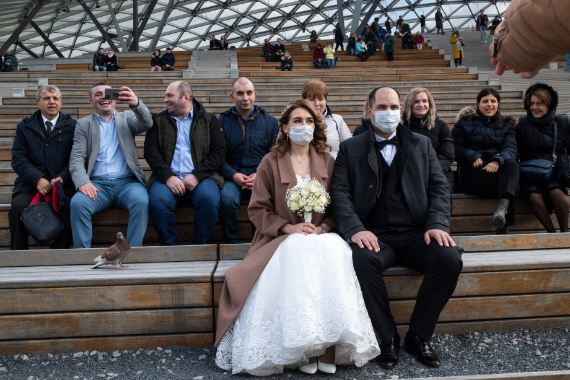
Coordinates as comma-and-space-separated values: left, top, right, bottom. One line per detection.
104, 88, 122, 101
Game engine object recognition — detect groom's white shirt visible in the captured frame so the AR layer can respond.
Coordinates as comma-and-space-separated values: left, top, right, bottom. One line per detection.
373, 130, 397, 166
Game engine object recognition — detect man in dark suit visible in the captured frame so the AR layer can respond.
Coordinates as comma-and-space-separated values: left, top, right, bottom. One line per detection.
330, 87, 462, 369
10, 85, 76, 250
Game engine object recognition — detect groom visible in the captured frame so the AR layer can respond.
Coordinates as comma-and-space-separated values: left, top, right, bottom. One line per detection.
330, 87, 462, 369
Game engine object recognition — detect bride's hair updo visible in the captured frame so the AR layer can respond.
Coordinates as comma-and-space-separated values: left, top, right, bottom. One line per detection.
271, 99, 330, 158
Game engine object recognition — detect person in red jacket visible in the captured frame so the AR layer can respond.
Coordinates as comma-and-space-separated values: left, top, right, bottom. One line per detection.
313, 44, 326, 69
414, 32, 424, 50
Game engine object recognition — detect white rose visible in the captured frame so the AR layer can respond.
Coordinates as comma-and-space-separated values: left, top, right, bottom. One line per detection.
289, 191, 300, 201
301, 188, 310, 196
288, 200, 300, 211
319, 195, 328, 205
298, 198, 306, 206
309, 184, 319, 193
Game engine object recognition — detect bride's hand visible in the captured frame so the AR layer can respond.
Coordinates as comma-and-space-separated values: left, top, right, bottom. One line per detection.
280, 223, 316, 235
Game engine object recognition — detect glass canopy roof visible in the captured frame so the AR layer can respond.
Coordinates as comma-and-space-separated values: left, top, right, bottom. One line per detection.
0, 0, 510, 59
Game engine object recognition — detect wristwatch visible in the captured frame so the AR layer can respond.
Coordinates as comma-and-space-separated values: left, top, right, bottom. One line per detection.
320, 225, 327, 234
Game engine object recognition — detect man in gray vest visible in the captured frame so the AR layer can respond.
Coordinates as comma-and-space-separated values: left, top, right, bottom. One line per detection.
144, 81, 226, 245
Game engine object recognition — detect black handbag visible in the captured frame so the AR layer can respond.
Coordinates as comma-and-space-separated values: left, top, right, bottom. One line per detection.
520, 123, 557, 186
555, 121, 570, 187
20, 184, 65, 244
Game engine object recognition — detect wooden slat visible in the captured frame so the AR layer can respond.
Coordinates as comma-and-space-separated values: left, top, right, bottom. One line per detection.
0, 333, 213, 356
214, 249, 570, 282
0, 282, 212, 314
0, 244, 217, 267
0, 308, 213, 340
217, 233, 570, 262
0, 261, 216, 289
214, 268, 570, 306
454, 233, 570, 252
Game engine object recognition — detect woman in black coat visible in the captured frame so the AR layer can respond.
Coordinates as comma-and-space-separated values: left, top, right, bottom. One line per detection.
403, 88, 455, 208
150, 50, 162, 72
453, 88, 520, 234
435, 8, 444, 34
280, 51, 293, 71
516, 83, 570, 233
105, 49, 118, 71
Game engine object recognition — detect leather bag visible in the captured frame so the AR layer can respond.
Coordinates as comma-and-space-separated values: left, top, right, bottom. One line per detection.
20, 184, 65, 244
520, 123, 557, 186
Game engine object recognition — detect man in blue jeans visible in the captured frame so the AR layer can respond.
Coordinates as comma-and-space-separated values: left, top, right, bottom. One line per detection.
217, 77, 279, 243
477, 10, 488, 43
69, 82, 152, 248
144, 81, 227, 245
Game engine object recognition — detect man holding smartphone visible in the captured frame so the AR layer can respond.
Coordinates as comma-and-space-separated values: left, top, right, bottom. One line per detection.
69, 83, 152, 248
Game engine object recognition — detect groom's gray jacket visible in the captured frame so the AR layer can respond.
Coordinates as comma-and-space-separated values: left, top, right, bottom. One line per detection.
70, 101, 152, 190
330, 125, 451, 241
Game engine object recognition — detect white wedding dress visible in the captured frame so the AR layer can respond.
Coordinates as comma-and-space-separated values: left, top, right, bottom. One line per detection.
216, 175, 380, 376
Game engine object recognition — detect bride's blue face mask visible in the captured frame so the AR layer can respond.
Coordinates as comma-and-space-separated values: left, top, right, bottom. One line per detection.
289, 125, 315, 146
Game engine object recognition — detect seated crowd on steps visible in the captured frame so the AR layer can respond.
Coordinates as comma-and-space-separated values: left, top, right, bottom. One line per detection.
8, 77, 570, 250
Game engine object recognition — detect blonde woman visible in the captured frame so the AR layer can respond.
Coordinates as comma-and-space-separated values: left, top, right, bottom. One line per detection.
402, 88, 455, 200
281, 51, 293, 71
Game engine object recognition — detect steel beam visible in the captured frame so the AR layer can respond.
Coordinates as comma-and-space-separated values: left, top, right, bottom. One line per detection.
29, 21, 65, 58
147, 0, 175, 52
105, 0, 128, 52
350, 0, 363, 33
336, 0, 346, 35
132, 0, 139, 51
354, 0, 384, 36
129, 0, 158, 50
16, 42, 40, 58
0, 1, 45, 55
78, 0, 119, 52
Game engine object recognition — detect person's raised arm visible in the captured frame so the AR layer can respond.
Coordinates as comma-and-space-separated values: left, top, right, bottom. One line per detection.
490, 0, 570, 78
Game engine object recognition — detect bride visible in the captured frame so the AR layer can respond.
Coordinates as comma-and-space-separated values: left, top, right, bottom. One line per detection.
215, 100, 380, 376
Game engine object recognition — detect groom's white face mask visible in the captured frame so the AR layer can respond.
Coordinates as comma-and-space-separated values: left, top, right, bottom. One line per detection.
367, 88, 402, 134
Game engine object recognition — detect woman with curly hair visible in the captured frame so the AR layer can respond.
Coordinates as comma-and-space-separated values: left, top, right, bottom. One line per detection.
215, 100, 380, 376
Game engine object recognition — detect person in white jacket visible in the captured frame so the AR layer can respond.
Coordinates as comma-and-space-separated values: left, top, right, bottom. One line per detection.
302, 80, 352, 158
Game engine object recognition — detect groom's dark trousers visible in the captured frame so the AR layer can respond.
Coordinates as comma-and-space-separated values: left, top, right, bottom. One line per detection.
331, 125, 462, 344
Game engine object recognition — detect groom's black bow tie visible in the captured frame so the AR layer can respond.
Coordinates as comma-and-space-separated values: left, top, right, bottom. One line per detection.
375, 138, 398, 150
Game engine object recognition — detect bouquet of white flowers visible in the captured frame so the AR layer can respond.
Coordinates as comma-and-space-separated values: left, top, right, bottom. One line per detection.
285, 178, 331, 223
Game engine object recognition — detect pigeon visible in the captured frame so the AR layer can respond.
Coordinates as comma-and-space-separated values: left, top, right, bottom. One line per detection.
92, 232, 131, 270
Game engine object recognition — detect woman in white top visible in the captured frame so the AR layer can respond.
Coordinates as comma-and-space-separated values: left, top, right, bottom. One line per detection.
302, 80, 352, 158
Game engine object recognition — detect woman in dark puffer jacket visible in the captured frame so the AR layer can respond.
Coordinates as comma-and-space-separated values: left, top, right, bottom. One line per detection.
402, 87, 455, 209
516, 83, 570, 233
453, 88, 519, 234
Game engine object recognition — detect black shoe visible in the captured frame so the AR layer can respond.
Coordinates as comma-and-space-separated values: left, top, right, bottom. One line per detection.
404, 332, 442, 368
378, 334, 400, 369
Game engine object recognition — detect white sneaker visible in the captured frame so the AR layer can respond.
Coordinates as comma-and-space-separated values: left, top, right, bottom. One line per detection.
299, 361, 318, 374
317, 359, 337, 374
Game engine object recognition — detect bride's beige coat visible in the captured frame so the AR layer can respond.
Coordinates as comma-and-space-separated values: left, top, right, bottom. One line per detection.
215, 145, 336, 346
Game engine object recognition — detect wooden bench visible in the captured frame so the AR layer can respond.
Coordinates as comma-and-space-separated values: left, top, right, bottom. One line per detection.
0, 245, 217, 355
214, 233, 570, 338
1, 233, 569, 355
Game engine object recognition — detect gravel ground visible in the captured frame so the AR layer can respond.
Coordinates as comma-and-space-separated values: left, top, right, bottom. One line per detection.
1, 327, 570, 380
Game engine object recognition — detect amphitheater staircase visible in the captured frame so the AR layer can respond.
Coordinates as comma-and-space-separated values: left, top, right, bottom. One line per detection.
0, 40, 568, 362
